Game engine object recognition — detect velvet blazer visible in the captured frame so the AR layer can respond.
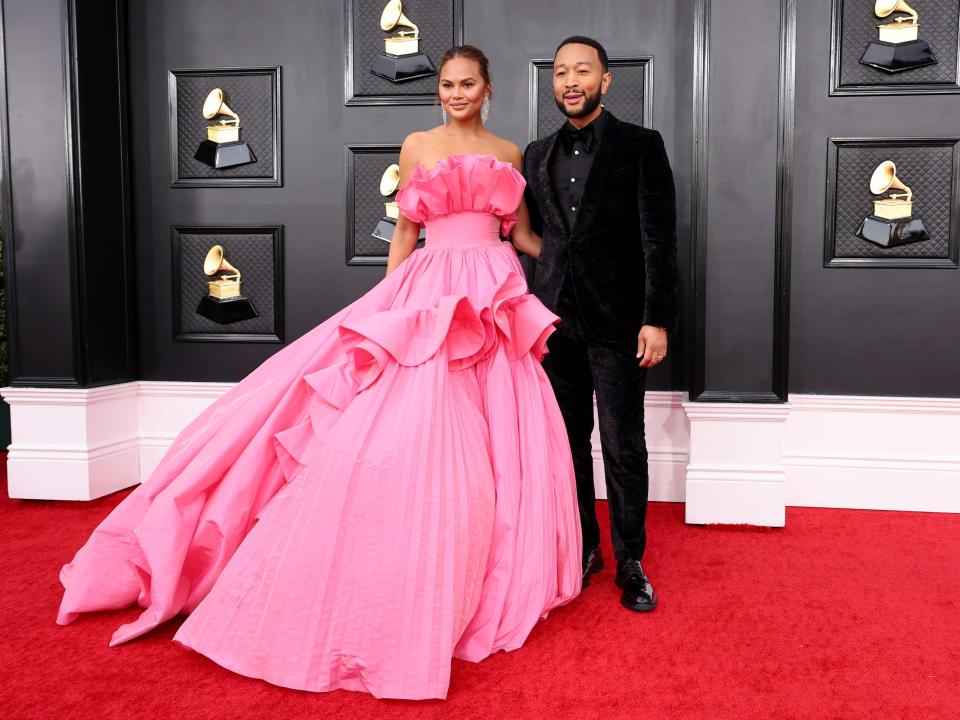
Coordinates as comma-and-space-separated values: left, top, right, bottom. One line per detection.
522, 112, 679, 346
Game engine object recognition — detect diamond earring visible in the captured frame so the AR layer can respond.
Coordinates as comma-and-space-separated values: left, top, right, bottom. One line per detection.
481, 95, 490, 124
441, 103, 448, 124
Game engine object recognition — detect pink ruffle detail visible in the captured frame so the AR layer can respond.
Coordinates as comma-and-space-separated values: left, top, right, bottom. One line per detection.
395, 154, 526, 237
276, 270, 558, 477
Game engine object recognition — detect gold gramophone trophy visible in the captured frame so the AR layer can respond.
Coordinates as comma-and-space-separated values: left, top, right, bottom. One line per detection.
370, 0, 437, 83
855, 160, 929, 248
371, 163, 426, 243
195, 244, 259, 323
860, 0, 937, 73
194, 88, 257, 169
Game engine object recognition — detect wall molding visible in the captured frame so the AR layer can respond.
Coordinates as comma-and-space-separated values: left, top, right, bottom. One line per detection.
3, 384, 958, 518
0, 0, 18, 385
689, 0, 711, 400
684, 400, 790, 526
690, 0, 795, 402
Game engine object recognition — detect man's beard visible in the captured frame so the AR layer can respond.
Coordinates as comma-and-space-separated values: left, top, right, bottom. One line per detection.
555, 87, 602, 119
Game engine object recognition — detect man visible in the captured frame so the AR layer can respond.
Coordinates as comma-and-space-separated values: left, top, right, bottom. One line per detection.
522, 36, 678, 612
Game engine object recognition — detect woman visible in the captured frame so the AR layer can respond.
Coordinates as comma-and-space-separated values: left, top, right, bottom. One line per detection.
56, 45, 581, 700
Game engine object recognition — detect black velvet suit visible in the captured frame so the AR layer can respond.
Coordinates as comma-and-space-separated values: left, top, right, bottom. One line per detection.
523, 112, 678, 563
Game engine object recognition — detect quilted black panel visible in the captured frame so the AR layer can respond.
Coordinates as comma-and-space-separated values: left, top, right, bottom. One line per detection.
836, 0, 959, 87
350, 0, 455, 99
831, 143, 954, 259
350, 148, 401, 260
177, 230, 279, 336
174, 70, 278, 181
534, 59, 648, 139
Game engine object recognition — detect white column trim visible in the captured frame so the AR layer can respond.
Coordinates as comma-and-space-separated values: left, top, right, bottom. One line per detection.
3, 384, 959, 515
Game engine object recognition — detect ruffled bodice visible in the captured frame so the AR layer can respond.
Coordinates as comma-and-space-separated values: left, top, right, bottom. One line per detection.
395, 154, 526, 239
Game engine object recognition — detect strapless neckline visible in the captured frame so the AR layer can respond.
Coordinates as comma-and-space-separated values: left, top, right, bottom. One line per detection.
414, 153, 508, 175
395, 154, 527, 237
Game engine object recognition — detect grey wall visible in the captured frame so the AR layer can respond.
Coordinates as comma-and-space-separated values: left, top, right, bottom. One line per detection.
5, 0, 958, 398
791, 0, 960, 397
126, 0, 693, 389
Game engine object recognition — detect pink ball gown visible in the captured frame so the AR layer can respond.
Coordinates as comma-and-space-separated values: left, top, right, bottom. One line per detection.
56, 154, 582, 700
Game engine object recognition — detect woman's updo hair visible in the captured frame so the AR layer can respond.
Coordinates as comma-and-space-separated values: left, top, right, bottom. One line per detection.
438, 44, 492, 91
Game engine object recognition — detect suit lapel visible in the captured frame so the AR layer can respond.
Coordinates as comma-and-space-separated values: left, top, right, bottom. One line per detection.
572, 112, 618, 237
536, 132, 570, 237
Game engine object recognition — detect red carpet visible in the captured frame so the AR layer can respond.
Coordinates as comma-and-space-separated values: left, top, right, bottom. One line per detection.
1, 457, 958, 719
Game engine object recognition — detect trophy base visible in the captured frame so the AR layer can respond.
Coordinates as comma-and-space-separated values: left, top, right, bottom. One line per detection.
856, 215, 929, 248
194, 140, 257, 169
860, 40, 938, 73
370, 53, 437, 83
371, 217, 426, 244
196, 295, 259, 324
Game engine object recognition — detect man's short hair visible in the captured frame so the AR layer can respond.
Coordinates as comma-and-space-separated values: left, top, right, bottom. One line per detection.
555, 36, 609, 71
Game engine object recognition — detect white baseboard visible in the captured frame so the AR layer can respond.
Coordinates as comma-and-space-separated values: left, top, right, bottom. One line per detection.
3, 384, 959, 519
784, 394, 960, 513
1, 382, 230, 500
682, 402, 790, 526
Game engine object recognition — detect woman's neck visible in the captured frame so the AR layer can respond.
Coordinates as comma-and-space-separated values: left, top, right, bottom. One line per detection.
444, 116, 485, 136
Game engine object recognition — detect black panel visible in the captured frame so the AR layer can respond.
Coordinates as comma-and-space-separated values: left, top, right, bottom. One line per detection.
824, 138, 960, 268
830, 0, 960, 95
4, 0, 78, 384
68, 0, 137, 385
792, 0, 960, 397
3, 0, 136, 387
344, 0, 463, 105
172, 226, 283, 343
691, 0, 794, 402
345, 144, 401, 265
169, 67, 281, 187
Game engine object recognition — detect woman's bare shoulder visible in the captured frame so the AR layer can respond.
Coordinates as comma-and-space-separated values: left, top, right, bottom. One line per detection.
492, 136, 524, 169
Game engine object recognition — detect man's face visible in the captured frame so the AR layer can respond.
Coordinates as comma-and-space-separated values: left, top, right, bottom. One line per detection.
553, 43, 610, 119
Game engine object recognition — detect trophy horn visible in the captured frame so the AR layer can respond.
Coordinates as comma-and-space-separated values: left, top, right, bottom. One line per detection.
875, 0, 919, 24
203, 244, 241, 280
379, 164, 401, 196
870, 160, 912, 203
202, 88, 240, 126
380, 0, 419, 37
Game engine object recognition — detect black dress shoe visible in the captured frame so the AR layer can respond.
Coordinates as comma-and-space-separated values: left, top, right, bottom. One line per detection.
615, 558, 658, 612
581, 546, 604, 588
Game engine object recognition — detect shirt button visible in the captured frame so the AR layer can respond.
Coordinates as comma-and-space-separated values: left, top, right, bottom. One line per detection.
574, 150, 580, 155
570, 178, 576, 183
571, 206, 577, 212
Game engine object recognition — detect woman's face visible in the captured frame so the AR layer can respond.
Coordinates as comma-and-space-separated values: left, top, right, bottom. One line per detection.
438, 57, 489, 121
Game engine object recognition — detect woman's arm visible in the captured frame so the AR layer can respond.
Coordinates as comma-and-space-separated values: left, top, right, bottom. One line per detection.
386, 135, 424, 275
505, 143, 543, 259
510, 197, 543, 259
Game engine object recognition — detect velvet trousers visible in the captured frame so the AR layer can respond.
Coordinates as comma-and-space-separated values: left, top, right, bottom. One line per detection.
542, 278, 650, 563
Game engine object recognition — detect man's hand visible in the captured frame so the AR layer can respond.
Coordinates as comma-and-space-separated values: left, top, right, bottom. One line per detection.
636, 325, 668, 368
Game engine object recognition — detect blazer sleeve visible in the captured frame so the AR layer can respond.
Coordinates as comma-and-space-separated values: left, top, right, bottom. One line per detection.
522, 144, 544, 237
637, 130, 679, 331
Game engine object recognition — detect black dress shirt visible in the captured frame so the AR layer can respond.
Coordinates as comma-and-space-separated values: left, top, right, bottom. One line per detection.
549, 109, 610, 230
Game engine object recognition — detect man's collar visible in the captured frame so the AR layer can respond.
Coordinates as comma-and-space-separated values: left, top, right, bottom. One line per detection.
561, 107, 609, 139
558, 108, 609, 153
